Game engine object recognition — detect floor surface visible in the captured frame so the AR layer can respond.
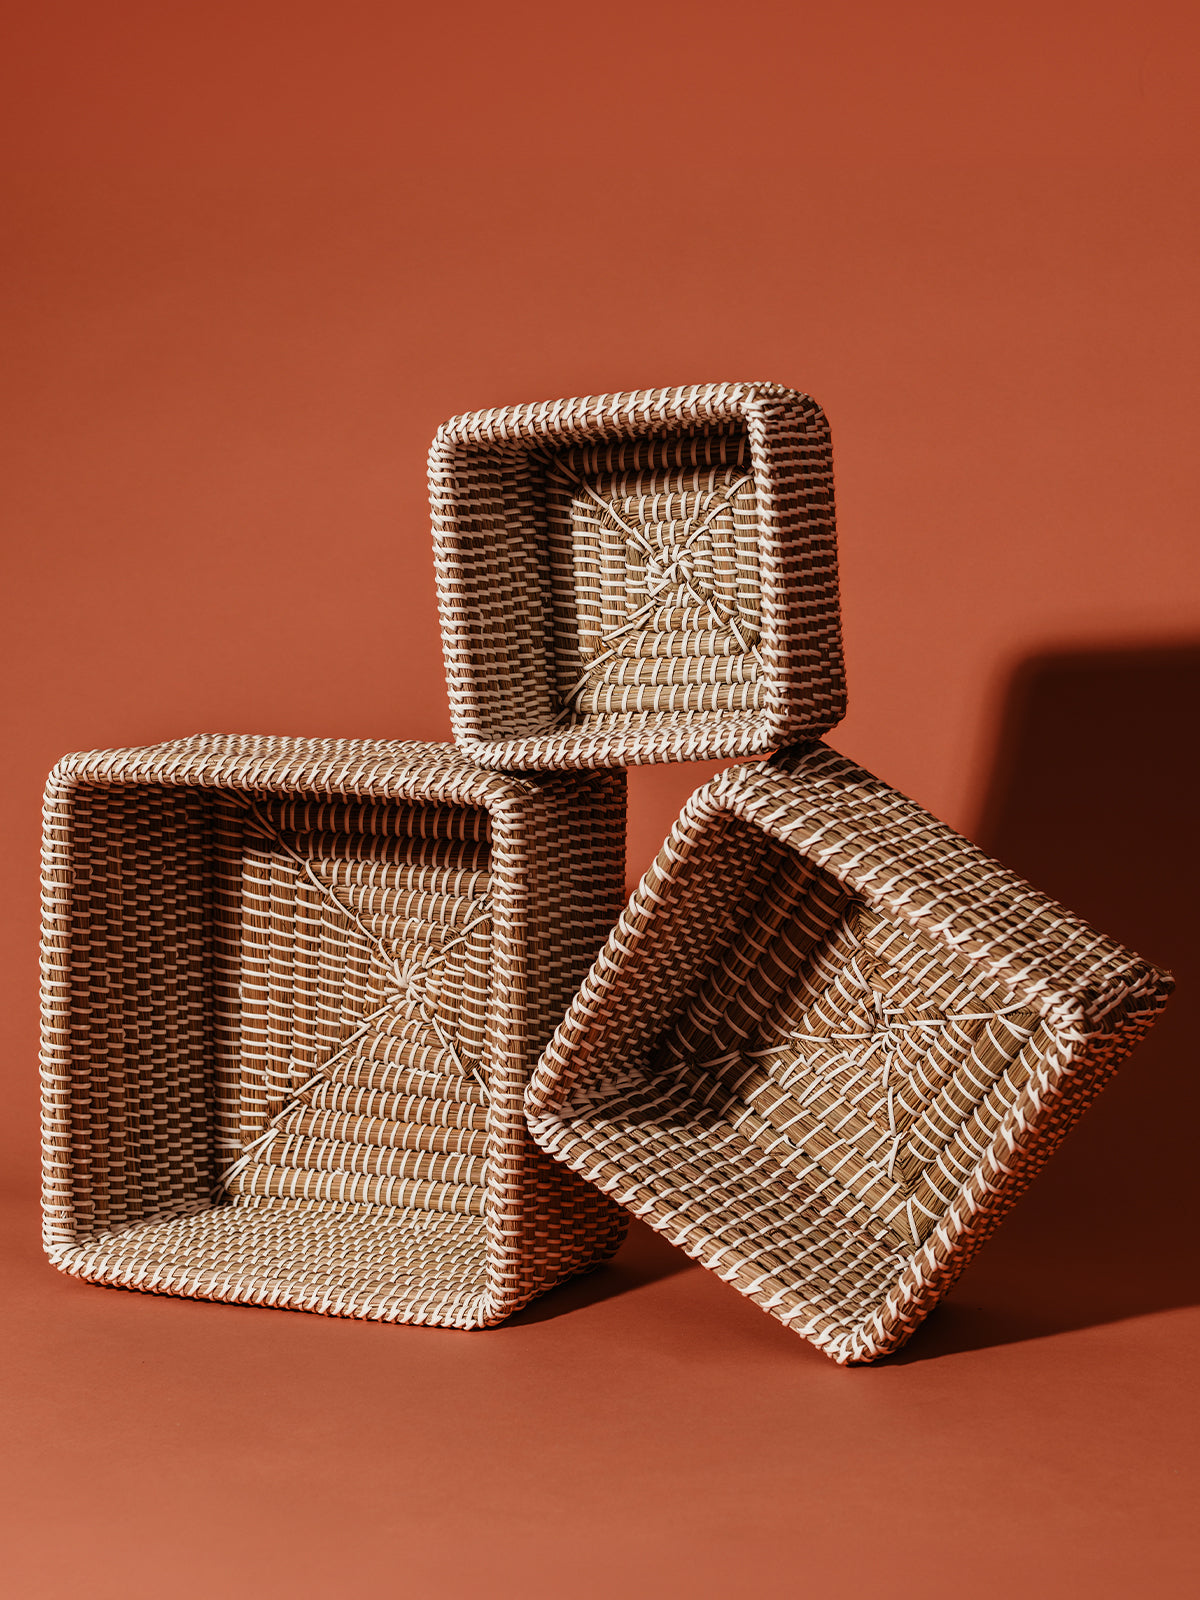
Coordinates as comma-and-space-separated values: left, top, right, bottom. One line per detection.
2, 1172, 1195, 1600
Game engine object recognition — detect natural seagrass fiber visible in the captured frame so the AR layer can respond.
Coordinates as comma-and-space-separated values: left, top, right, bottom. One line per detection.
41, 734, 629, 1326
526, 742, 1173, 1363
429, 382, 846, 768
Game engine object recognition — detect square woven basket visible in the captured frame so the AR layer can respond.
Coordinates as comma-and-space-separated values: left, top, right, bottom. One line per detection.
429, 382, 846, 768
526, 742, 1173, 1363
41, 734, 629, 1327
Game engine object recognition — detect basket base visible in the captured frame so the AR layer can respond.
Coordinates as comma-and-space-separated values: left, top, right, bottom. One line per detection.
54, 1198, 494, 1327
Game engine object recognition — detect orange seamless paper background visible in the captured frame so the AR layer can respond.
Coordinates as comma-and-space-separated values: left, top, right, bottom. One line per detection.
1, 5, 1196, 1597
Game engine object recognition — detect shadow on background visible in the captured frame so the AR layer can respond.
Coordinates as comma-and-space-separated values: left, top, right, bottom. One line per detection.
897, 640, 1200, 1360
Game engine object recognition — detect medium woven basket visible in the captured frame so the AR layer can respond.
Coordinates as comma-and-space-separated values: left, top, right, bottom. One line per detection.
526, 742, 1173, 1363
429, 382, 846, 768
41, 734, 629, 1326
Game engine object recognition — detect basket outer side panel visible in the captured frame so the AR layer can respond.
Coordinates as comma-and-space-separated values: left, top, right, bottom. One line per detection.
479, 767, 631, 1320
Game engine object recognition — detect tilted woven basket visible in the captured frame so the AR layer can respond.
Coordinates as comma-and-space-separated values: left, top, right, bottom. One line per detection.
41, 735, 629, 1326
429, 382, 846, 768
526, 742, 1173, 1363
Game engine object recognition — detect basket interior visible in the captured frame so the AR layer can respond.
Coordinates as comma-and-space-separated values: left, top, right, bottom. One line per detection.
56, 783, 498, 1314
453, 423, 768, 740
556, 815, 1048, 1321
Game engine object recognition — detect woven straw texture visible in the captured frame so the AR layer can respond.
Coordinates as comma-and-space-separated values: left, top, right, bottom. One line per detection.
41, 735, 629, 1327
429, 382, 846, 768
527, 742, 1173, 1363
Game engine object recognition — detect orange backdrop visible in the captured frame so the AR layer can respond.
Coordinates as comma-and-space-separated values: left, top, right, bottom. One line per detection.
1, 4, 1196, 1596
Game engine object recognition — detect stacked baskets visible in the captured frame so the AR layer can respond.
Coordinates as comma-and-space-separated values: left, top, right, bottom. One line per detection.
41, 383, 1172, 1360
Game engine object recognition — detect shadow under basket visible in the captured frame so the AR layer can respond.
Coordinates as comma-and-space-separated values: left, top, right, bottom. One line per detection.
40, 735, 629, 1327
429, 382, 846, 769
525, 743, 1173, 1363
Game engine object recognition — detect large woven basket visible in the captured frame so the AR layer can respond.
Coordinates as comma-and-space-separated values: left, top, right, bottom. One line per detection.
41, 735, 629, 1326
526, 743, 1173, 1363
429, 382, 846, 768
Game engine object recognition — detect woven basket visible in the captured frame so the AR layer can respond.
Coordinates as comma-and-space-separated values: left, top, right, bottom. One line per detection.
526, 742, 1173, 1363
429, 382, 846, 768
41, 735, 629, 1327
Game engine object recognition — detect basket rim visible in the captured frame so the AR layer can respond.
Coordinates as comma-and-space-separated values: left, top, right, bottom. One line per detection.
46, 733, 545, 809
429, 379, 822, 452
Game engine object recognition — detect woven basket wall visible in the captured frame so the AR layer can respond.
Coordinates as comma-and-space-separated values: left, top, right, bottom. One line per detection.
526, 742, 1173, 1363
429, 382, 846, 769
41, 735, 629, 1327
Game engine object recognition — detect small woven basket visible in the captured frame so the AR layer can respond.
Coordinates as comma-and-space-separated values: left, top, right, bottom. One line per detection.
526, 742, 1173, 1363
429, 382, 846, 768
41, 735, 629, 1326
